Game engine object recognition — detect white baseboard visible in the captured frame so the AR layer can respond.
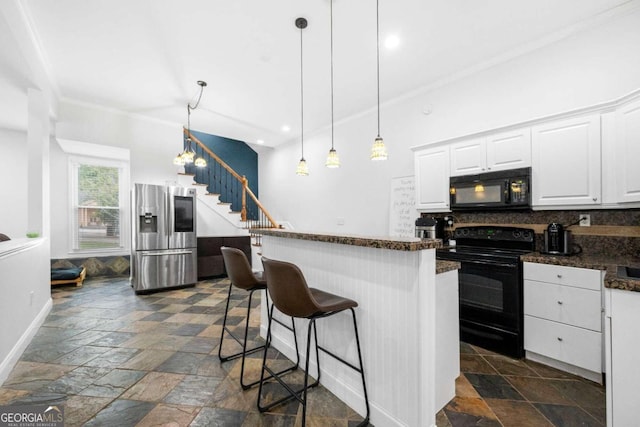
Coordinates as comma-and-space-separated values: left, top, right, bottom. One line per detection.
526, 351, 603, 384
0, 298, 53, 384
260, 324, 415, 427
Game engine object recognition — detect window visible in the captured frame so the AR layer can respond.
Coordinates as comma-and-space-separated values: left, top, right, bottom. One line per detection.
70, 157, 128, 253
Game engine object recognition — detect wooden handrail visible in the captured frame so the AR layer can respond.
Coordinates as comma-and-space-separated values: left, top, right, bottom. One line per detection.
245, 186, 280, 229
185, 128, 279, 228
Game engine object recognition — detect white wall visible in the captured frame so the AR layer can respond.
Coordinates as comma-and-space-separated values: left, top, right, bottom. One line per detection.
260, 8, 640, 235
56, 101, 185, 186
0, 240, 51, 383
50, 102, 186, 258
0, 129, 28, 239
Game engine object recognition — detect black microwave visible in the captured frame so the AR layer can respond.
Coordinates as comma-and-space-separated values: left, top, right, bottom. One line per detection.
449, 167, 531, 211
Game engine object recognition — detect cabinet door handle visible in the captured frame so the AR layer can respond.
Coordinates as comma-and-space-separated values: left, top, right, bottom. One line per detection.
593, 197, 598, 202
557, 337, 563, 342
557, 274, 562, 278
557, 301, 563, 305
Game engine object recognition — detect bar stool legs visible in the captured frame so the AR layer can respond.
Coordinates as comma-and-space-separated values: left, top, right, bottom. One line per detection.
218, 282, 299, 390
257, 307, 370, 426
257, 304, 319, 413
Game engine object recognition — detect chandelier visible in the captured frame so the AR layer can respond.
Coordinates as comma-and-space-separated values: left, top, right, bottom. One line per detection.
174, 80, 207, 167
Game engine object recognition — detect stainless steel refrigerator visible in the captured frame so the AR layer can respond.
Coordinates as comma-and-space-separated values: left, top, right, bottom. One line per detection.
131, 183, 197, 293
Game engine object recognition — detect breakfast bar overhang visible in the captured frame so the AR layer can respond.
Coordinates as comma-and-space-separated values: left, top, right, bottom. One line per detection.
254, 229, 459, 427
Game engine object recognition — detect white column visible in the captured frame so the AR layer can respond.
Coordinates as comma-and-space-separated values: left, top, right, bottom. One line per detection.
27, 88, 50, 237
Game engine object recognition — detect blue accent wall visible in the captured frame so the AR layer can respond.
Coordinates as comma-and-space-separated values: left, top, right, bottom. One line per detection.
187, 130, 258, 216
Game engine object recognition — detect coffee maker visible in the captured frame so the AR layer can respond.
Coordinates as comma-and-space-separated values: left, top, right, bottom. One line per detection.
415, 217, 445, 240
543, 222, 573, 255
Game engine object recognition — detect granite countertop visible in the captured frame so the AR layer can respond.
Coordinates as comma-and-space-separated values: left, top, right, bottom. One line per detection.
252, 228, 443, 251
436, 260, 460, 274
522, 252, 640, 292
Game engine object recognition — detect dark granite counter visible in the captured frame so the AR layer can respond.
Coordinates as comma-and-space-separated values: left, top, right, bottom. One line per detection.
436, 260, 460, 274
522, 252, 640, 293
253, 228, 443, 251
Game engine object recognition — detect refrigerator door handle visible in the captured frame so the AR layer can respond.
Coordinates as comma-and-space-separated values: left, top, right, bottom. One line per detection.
142, 250, 194, 256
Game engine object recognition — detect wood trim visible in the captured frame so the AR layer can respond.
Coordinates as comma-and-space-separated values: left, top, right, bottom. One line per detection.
455, 223, 640, 237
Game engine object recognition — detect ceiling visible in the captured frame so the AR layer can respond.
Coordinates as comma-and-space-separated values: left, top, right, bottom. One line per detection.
5, 0, 636, 147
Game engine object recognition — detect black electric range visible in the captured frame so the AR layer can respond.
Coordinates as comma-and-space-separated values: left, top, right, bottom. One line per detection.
436, 226, 535, 358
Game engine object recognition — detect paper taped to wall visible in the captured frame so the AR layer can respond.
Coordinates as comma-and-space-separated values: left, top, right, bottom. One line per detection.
389, 176, 416, 238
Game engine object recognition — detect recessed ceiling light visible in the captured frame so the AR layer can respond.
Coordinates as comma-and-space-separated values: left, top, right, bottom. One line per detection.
384, 34, 400, 49
281, 125, 291, 132
256, 139, 265, 145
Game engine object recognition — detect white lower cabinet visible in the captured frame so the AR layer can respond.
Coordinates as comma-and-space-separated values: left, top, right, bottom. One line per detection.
605, 288, 640, 427
524, 279, 602, 331
524, 316, 602, 373
523, 262, 604, 381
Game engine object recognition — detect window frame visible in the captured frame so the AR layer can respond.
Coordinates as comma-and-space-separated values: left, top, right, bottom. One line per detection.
68, 155, 130, 255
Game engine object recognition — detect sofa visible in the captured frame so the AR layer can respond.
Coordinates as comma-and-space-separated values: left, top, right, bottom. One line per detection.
197, 236, 252, 279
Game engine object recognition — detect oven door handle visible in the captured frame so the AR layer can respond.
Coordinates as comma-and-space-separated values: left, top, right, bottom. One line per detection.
460, 259, 517, 268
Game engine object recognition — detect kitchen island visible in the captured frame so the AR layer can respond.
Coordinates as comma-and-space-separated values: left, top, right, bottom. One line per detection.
255, 229, 457, 427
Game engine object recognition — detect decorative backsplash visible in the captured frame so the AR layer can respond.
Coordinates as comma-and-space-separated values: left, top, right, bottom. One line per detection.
422, 209, 640, 257
51, 255, 130, 278
446, 209, 640, 228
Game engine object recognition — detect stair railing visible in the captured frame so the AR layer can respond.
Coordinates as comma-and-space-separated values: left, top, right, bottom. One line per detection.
184, 129, 280, 235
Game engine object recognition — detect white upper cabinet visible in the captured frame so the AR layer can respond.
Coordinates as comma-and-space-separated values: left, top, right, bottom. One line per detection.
450, 128, 531, 177
615, 99, 640, 203
531, 114, 601, 207
414, 145, 450, 211
450, 137, 485, 176
486, 128, 532, 172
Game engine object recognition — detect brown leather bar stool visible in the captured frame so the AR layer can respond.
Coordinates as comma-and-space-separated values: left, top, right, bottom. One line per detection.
258, 256, 370, 426
219, 247, 299, 389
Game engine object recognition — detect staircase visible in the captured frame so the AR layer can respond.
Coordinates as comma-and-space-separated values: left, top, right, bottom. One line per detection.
177, 129, 281, 248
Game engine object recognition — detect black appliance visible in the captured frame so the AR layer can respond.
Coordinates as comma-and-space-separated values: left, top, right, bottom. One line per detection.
436, 226, 535, 358
543, 222, 574, 255
449, 167, 531, 211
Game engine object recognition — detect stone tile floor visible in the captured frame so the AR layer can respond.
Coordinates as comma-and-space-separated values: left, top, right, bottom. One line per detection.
439, 342, 606, 426
0, 276, 605, 426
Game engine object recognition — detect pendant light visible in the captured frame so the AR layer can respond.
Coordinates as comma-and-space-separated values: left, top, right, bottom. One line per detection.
370, 0, 388, 161
295, 17, 309, 176
325, 0, 340, 168
174, 80, 207, 167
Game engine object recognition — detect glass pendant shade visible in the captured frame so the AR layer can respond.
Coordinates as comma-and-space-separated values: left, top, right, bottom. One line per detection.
194, 157, 207, 167
174, 153, 186, 166
325, 148, 340, 168
296, 158, 309, 176
182, 150, 195, 164
370, 136, 388, 161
